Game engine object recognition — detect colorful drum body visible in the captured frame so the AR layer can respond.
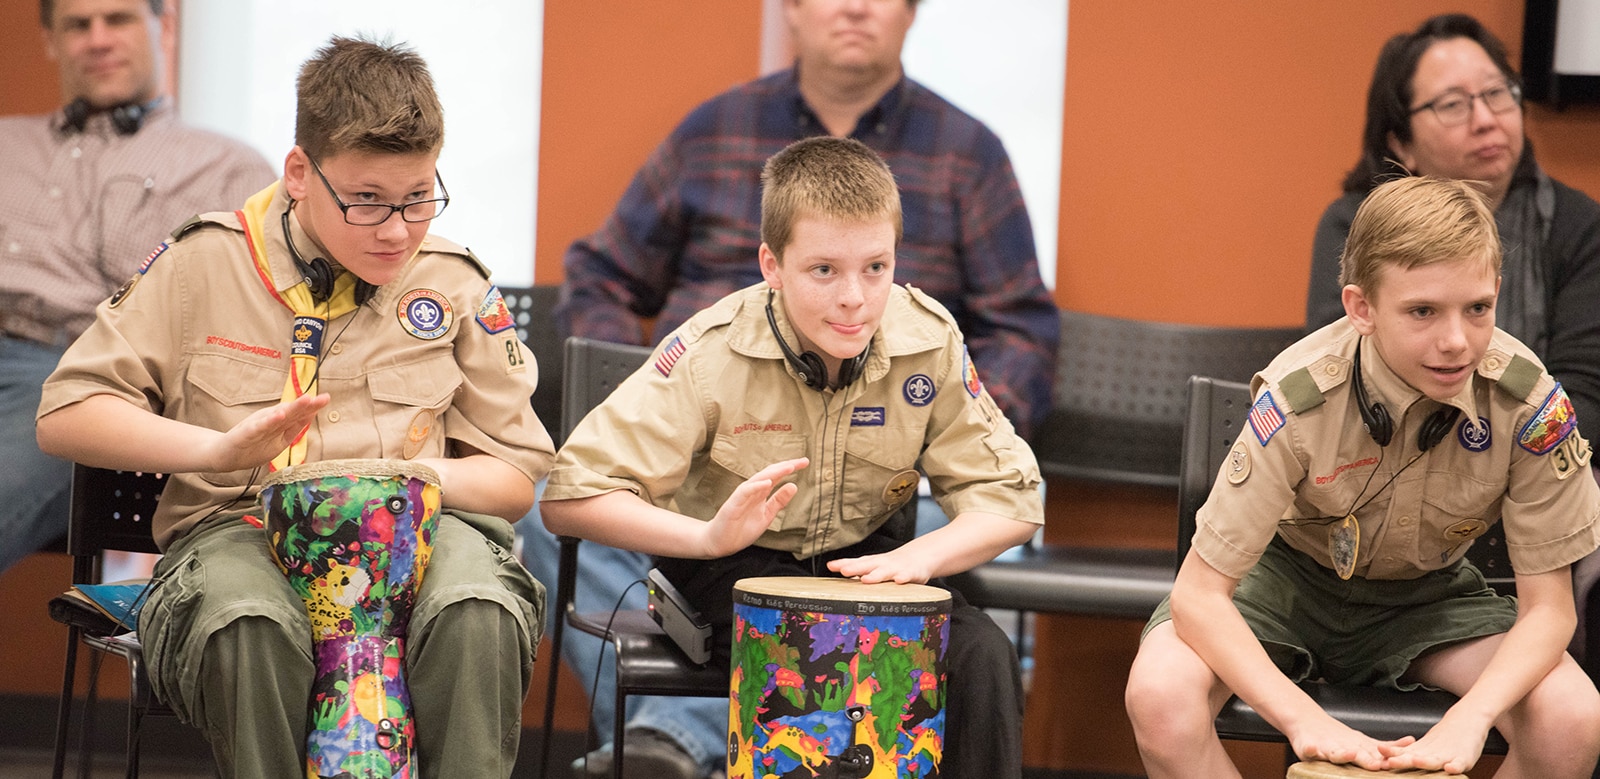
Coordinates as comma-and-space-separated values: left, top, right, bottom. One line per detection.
261, 459, 442, 779
728, 576, 951, 779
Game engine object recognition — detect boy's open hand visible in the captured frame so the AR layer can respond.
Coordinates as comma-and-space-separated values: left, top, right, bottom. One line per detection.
1291, 717, 1414, 773
209, 393, 330, 471
828, 548, 931, 584
1378, 718, 1482, 775
700, 457, 808, 558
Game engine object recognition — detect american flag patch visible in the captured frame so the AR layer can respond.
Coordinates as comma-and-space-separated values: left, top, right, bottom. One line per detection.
139, 242, 167, 274
655, 335, 687, 377
1248, 390, 1285, 445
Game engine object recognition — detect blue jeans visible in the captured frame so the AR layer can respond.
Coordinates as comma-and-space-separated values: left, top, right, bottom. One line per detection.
0, 336, 71, 575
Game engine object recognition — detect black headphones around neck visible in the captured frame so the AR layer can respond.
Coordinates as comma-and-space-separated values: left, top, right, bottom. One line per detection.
61, 97, 160, 136
282, 208, 377, 306
765, 291, 870, 392
1352, 340, 1461, 451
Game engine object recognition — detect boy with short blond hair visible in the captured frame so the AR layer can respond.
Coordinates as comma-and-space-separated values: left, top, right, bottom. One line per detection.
541, 136, 1042, 778
37, 37, 551, 778
1126, 176, 1600, 777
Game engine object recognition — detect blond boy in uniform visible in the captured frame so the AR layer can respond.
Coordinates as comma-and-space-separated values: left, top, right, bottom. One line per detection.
37, 37, 550, 778
1126, 176, 1600, 777
541, 136, 1042, 778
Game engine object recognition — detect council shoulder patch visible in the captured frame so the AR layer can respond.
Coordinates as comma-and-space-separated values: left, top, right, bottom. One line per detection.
962, 346, 982, 398
655, 335, 686, 377
397, 289, 453, 340
1248, 390, 1285, 446
475, 285, 516, 334
1519, 383, 1577, 455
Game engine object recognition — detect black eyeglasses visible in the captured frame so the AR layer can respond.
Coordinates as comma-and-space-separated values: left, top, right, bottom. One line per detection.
1409, 82, 1522, 127
309, 157, 450, 226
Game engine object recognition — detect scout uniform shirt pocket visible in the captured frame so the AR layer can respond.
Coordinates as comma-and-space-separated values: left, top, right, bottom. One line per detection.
702, 432, 809, 531
1420, 470, 1503, 566
367, 354, 462, 460
186, 352, 286, 489
841, 431, 921, 526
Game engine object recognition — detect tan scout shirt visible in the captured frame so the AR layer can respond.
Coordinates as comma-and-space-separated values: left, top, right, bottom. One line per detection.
1195, 319, 1600, 581
40, 185, 554, 549
544, 283, 1043, 558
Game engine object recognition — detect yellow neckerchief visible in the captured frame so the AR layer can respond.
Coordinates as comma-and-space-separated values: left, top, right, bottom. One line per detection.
237, 182, 362, 469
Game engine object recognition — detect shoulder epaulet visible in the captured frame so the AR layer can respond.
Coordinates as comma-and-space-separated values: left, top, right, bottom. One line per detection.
1274, 354, 1350, 414
1485, 349, 1544, 404
421, 235, 490, 279
169, 211, 240, 242
903, 284, 959, 330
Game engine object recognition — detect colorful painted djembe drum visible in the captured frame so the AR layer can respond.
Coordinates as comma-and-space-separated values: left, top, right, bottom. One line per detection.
261, 459, 442, 779
728, 577, 951, 779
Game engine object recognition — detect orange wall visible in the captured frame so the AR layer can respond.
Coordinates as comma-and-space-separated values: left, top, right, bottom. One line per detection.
0, 3, 58, 113
535, 0, 764, 283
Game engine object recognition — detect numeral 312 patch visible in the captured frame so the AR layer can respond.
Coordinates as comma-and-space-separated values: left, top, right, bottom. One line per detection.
1550, 433, 1594, 480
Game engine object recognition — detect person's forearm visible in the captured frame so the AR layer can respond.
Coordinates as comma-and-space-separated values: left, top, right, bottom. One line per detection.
900, 512, 1037, 577
542, 490, 723, 558
420, 454, 536, 521
37, 394, 225, 473
1443, 568, 1575, 734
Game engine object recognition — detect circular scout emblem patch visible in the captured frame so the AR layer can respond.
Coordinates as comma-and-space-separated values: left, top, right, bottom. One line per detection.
903, 374, 935, 407
403, 408, 435, 460
882, 469, 920, 508
397, 289, 453, 340
1226, 441, 1251, 484
1458, 416, 1491, 452
1444, 519, 1488, 543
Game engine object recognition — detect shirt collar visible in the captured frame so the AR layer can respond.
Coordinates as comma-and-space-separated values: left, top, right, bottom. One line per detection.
1357, 336, 1482, 425
785, 64, 911, 140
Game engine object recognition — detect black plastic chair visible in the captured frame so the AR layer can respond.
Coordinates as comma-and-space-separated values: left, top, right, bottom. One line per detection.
496, 284, 565, 445
1179, 376, 1509, 757
537, 336, 728, 779
47, 466, 182, 779
947, 311, 1303, 622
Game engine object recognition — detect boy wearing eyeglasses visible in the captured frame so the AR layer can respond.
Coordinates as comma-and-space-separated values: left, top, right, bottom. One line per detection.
1127, 176, 1600, 777
37, 37, 551, 778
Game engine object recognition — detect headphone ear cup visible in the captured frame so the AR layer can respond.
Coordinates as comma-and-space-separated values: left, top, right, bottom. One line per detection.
1416, 408, 1461, 452
797, 352, 828, 392
110, 102, 144, 135
62, 98, 90, 133
1363, 401, 1393, 447
297, 256, 334, 303
354, 279, 377, 306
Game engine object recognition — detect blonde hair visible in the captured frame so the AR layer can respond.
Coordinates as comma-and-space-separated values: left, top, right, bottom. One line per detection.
760, 137, 901, 260
1339, 176, 1501, 296
295, 36, 444, 161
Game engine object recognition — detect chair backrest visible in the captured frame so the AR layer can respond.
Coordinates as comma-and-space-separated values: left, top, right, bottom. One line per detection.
561, 336, 655, 440
497, 285, 565, 444
1031, 311, 1300, 487
1175, 376, 1514, 593
67, 465, 166, 583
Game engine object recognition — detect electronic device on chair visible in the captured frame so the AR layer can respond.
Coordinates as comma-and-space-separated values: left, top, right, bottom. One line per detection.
646, 568, 712, 666
765, 290, 870, 391
282, 210, 377, 305
1352, 341, 1461, 451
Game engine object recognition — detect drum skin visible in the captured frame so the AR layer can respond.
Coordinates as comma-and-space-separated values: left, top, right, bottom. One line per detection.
262, 459, 441, 779
728, 576, 952, 779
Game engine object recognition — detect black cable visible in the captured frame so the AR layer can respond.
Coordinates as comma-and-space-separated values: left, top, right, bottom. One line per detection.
577, 576, 648, 775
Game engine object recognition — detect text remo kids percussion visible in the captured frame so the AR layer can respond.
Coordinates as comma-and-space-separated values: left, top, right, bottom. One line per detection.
262, 459, 441, 779
1287, 761, 1453, 778
729, 576, 951, 778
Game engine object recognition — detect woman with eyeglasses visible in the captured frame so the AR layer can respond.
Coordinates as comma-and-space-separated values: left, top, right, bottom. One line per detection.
1304, 10, 1600, 690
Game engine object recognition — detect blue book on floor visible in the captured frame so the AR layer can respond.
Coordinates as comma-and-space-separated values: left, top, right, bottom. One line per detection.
68, 580, 151, 633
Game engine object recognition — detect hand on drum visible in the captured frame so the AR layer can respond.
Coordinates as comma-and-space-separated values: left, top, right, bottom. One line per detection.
827, 547, 931, 585
212, 393, 329, 471
1290, 716, 1415, 774
1378, 717, 1483, 775
702, 457, 809, 557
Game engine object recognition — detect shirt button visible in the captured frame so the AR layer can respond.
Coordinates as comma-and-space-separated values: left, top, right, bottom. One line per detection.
1325, 363, 1339, 377
328, 410, 341, 423
48, 187, 62, 199
1398, 516, 1412, 526
1485, 356, 1502, 371
1383, 556, 1396, 563
70, 147, 82, 158
330, 343, 343, 355
7, 242, 19, 253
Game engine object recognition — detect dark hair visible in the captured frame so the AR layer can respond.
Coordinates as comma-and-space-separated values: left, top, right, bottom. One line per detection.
294, 36, 444, 160
41, 0, 163, 27
1341, 13, 1526, 194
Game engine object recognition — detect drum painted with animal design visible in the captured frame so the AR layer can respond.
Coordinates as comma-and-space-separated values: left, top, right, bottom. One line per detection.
728, 576, 950, 778
262, 459, 441, 779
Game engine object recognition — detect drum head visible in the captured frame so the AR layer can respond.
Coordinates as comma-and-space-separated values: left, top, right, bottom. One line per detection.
264, 458, 441, 487
735, 575, 948, 603
1286, 761, 1452, 778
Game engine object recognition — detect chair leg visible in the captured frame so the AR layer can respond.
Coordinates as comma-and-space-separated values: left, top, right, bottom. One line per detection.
125, 699, 143, 779
51, 628, 81, 779
539, 612, 569, 778
79, 649, 105, 779
612, 682, 628, 779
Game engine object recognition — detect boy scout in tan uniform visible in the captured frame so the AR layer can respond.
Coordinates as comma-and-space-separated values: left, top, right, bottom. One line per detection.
543, 137, 1042, 779
37, 38, 550, 779
1126, 177, 1600, 778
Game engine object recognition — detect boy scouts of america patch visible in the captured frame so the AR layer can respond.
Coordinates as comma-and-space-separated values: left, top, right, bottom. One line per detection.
1248, 390, 1285, 445
109, 242, 169, 308
655, 335, 686, 377
397, 289, 452, 340
1519, 384, 1577, 454
475, 286, 516, 334
962, 346, 983, 398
